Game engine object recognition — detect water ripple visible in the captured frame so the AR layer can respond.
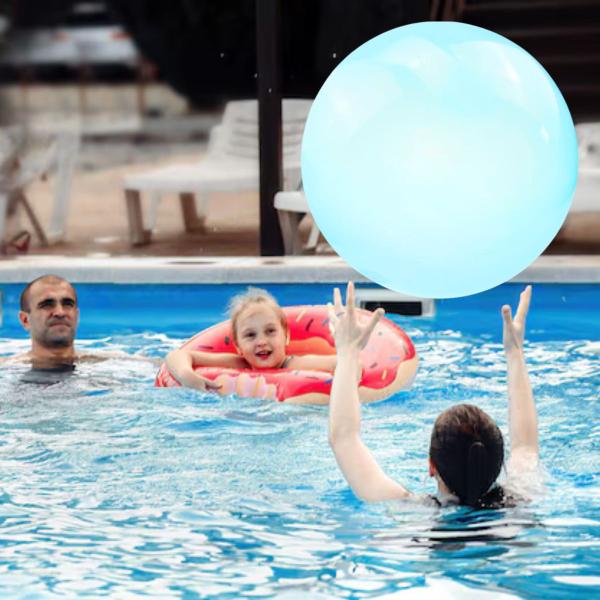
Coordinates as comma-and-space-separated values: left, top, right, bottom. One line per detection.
0, 331, 597, 598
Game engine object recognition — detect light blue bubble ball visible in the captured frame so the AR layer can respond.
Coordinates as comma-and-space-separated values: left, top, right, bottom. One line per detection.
301, 22, 577, 298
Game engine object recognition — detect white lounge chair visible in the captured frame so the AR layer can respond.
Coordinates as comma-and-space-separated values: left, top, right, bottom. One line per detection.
122, 99, 312, 245
0, 128, 79, 252
274, 189, 322, 255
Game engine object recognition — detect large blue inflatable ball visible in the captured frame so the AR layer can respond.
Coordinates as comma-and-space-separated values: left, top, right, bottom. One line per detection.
301, 22, 578, 298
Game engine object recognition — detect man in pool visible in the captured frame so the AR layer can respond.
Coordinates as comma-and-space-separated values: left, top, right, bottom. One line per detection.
2, 274, 155, 369
0, 275, 80, 368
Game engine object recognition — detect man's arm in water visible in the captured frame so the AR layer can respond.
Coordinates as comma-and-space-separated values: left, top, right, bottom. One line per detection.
502, 285, 539, 474
328, 283, 412, 502
1, 351, 161, 365
0, 354, 30, 364
76, 350, 162, 365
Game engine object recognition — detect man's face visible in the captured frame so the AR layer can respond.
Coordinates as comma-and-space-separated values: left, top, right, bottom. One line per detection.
19, 281, 79, 349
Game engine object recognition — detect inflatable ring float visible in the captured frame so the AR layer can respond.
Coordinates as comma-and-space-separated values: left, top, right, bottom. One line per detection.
155, 305, 418, 404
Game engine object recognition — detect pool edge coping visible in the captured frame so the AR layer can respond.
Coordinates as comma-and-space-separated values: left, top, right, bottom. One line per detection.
0, 255, 599, 285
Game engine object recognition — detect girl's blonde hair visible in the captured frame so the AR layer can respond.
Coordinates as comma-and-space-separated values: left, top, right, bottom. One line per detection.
228, 287, 288, 343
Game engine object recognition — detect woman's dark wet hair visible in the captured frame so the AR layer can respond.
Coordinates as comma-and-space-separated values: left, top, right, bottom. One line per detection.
430, 404, 505, 509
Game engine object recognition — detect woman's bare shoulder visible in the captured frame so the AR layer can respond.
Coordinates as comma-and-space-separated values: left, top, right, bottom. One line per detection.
504, 458, 545, 503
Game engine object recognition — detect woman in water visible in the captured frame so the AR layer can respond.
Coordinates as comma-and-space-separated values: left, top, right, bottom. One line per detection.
327, 282, 539, 508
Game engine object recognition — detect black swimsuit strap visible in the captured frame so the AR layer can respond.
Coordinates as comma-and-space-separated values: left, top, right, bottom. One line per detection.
280, 355, 294, 368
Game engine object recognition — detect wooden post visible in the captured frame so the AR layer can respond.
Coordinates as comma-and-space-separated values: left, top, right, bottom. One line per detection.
256, 0, 285, 255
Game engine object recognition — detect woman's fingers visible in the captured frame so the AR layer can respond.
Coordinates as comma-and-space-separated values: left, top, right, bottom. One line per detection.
333, 287, 343, 313
361, 307, 384, 345
346, 281, 355, 317
327, 302, 338, 335
331, 282, 387, 348
515, 285, 532, 324
501, 304, 512, 325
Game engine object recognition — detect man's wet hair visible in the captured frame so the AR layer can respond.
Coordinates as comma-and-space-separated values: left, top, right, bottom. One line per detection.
20, 275, 77, 312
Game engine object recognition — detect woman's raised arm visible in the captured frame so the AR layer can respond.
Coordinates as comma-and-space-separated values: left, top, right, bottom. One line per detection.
328, 282, 411, 502
502, 286, 539, 473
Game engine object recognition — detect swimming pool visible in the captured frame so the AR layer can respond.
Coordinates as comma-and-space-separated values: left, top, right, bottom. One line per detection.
0, 282, 598, 598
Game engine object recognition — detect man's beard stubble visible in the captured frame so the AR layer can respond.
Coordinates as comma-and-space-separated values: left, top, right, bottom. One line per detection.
39, 322, 75, 349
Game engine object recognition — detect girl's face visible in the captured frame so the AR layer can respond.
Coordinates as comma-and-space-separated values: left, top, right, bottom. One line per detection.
234, 304, 288, 369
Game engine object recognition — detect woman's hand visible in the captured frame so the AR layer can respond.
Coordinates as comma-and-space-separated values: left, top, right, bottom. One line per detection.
502, 285, 531, 355
328, 282, 384, 353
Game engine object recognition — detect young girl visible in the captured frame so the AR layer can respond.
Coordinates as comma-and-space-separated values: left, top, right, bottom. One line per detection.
327, 282, 539, 508
167, 287, 338, 391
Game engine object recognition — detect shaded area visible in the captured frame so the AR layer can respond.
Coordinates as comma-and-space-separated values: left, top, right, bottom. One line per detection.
3, 1, 599, 119
107, 0, 430, 106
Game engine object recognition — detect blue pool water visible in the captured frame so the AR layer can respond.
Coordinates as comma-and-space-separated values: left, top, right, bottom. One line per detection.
0, 283, 598, 598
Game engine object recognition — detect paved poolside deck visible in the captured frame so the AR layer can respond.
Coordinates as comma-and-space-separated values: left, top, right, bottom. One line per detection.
2, 84, 598, 261
14, 140, 267, 258
8, 138, 600, 260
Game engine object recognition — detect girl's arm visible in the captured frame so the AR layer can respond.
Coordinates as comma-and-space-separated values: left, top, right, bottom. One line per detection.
287, 354, 337, 372
328, 282, 411, 502
166, 349, 245, 390
502, 286, 539, 473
